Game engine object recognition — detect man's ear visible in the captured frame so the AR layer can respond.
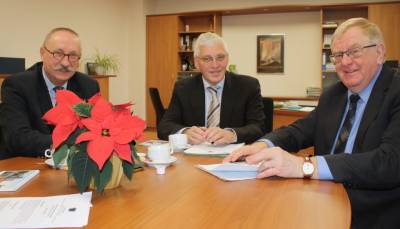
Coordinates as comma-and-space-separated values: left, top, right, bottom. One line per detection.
376, 43, 386, 64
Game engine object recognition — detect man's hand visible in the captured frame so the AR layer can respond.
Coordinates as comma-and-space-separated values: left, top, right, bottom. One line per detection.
204, 127, 236, 145
183, 126, 206, 145
246, 147, 304, 179
223, 141, 268, 163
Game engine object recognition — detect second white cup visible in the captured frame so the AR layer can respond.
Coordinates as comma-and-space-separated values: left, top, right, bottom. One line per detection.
148, 143, 173, 162
169, 134, 188, 151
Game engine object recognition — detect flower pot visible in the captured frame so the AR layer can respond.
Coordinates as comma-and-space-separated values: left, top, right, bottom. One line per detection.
90, 154, 123, 190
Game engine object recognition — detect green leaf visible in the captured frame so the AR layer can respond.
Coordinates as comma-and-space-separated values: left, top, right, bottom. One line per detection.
53, 144, 69, 167
122, 160, 133, 180
94, 160, 112, 193
65, 128, 86, 146
73, 103, 92, 117
70, 143, 97, 193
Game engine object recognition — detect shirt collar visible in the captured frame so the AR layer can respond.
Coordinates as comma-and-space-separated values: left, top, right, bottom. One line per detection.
42, 66, 68, 91
347, 64, 382, 103
202, 75, 225, 91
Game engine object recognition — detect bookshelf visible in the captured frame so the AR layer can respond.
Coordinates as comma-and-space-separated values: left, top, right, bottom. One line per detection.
320, 6, 368, 90
177, 14, 221, 79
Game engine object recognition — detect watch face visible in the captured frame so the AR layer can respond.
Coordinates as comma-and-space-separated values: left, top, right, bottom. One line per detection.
303, 162, 314, 175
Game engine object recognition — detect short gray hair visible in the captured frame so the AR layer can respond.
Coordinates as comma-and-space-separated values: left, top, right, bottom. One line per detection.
42, 27, 80, 47
331, 17, 384, 47
193, 32, 229, 58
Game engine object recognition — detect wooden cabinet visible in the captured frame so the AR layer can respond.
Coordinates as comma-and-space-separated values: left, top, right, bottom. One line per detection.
146, 13, 221, 128
177, 14, 221, 80
369, 3, 400, 61
320, 2, 400, 91
320, 6, 368, 90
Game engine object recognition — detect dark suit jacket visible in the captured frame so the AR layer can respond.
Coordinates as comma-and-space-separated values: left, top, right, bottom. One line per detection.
157, 72, 265, 144
263, 65, 400, 229
0, 62, 100, 159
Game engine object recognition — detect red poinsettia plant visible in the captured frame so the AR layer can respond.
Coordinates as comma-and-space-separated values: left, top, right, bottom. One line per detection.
43, 90, 145, 193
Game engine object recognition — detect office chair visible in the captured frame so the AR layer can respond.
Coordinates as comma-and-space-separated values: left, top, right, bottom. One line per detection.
262, 97, 274, 133
149, 88, 166, 126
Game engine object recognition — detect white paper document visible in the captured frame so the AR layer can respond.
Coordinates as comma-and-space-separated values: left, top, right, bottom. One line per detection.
197, 162, 259, 181
184, 143, 244, 156
0, 192, 93, 228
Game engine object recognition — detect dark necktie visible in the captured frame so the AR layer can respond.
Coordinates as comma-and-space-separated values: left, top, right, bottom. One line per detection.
206, 86, 220, 128
53, 86, 64, 92
334, 94, 360, 154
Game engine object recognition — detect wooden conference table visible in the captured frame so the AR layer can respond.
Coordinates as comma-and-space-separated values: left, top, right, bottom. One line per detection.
0, 154, 351, 229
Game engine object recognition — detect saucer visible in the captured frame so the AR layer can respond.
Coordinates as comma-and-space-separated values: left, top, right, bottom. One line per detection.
144, 156, 177, 175
45, 159, 67, 170
144, 156, 177, 166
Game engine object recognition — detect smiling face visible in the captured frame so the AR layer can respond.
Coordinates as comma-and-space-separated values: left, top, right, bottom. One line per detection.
194, 43, 229, 85
331, 27, 385, 93
40, 30, 81, 86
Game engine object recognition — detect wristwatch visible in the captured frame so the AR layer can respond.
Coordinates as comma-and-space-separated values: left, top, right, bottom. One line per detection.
302, 156, 314, 179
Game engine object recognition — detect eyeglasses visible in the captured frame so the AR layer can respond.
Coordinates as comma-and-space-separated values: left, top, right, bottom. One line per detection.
198, 54, 227, 64
329, 44, 377, 64
43, 46, 81, 62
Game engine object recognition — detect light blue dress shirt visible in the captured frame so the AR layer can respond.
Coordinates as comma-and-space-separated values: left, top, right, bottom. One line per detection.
202, 77, 225, 126
42, 66, 68, 106
317, 64, 383, 179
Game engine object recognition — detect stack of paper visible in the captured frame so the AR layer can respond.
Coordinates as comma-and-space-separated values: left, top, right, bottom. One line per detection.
184, 143, 244, 157
0, 192, 93, 228
197, 162, 259, 181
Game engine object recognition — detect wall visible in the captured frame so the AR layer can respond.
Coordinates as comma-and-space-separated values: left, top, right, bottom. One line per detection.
223, 12, 321, 97
147, 0, 395, 15
0, 0, 147, 119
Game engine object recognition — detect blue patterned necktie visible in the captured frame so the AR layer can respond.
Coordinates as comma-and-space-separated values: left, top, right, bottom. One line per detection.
334, 94, 360, 154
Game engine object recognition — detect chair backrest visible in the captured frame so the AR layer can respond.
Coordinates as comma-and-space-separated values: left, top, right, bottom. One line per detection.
262, 97, 274, 133
149, 88, 166, 126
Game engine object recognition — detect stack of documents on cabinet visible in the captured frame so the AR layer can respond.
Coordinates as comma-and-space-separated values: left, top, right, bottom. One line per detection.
197, 162, 259, 181
0, 192, 93, 228
184, 143, 244, 157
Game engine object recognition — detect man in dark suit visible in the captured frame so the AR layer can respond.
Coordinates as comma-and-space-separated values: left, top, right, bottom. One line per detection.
0, 27, 99, 159
158, 32, 265, 145
224, 18, 400, 228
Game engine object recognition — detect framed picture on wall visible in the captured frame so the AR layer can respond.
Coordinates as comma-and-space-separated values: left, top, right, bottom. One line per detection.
257, 35, 284, 73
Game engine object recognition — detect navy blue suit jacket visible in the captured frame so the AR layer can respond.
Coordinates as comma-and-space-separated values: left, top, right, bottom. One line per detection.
0, 62, 99, 159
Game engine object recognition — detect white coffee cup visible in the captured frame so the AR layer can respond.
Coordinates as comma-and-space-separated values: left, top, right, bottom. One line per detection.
148, 143, 173, 162
44, 148, 67, 168
169, 134, 188, 151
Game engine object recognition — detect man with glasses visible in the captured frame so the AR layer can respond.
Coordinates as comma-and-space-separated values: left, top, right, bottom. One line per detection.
0, 27, 99, 159
158, 32, 265, 145
224, 18, 400, 228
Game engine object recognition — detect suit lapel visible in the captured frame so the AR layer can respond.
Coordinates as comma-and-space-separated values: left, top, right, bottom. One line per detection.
36, 67, 53, 116
353, 66, 391, 153
189, 76, 206, 126
220, 73, 234, 128
324, 85, 348, 151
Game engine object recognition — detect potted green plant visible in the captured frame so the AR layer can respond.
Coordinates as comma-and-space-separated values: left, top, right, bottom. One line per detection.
92, 50, 119, 75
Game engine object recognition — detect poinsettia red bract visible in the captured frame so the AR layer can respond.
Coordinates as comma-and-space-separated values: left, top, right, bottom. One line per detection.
76, 97, 145, 170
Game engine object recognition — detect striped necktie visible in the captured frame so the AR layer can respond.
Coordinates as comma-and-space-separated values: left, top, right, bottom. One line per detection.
206, 86, 220, 128
333, 94, 360, 154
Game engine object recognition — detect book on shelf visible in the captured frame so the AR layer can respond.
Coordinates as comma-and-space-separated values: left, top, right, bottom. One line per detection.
322, 21, 338, 28
0, 170, 39, 191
